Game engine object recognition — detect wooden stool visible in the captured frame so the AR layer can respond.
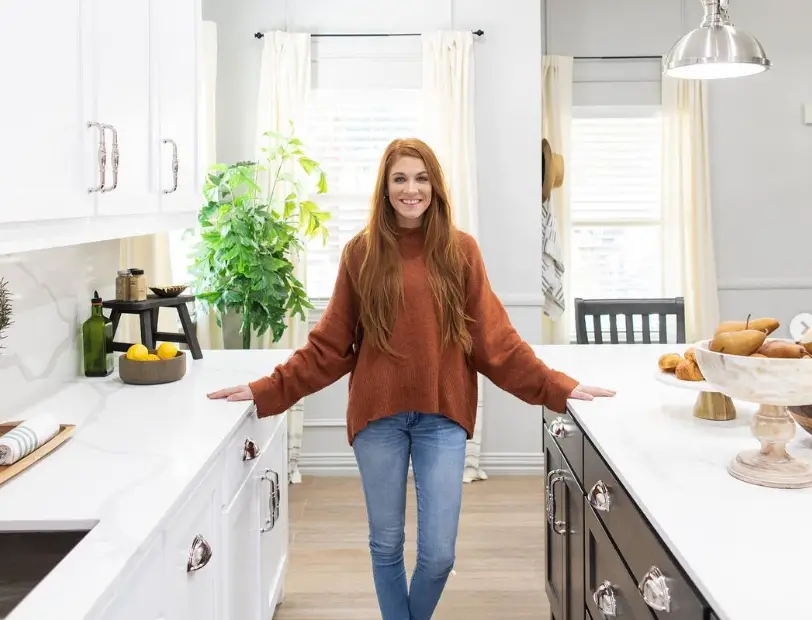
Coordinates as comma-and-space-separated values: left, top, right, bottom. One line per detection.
103, 294, 203, 360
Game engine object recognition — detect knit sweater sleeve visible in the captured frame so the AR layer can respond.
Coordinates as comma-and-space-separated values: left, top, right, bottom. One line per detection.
462, 233, 579, 413
247, 247, 359, 417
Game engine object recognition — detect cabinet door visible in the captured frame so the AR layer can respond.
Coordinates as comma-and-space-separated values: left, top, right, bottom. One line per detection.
91, 0, 158, 217
221, 473, 261, 620
164, 465, 222, 620
544, 426, 585, 620
156, 0, 203, 212
259, 422, 289, 616
90, 535, 166, 620
0, 0, 94, 223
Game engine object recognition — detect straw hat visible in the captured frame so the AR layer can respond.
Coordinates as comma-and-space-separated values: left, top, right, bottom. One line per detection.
542, 138, 565, 203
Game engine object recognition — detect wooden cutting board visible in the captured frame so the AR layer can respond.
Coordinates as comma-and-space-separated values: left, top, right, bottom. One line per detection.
0, 422, 76, 487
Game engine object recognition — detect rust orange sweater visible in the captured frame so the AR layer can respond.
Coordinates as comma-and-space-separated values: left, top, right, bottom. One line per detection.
248, 226, 579, 444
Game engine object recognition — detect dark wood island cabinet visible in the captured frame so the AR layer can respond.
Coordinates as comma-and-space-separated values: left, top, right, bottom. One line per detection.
543, 406, 716, 620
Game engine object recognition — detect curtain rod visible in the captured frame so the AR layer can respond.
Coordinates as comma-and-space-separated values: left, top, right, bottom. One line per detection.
575, 55, 661, 60
254, 29, 484, 40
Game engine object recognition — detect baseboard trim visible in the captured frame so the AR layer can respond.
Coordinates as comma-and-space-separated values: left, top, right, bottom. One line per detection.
298, 452, 544, 476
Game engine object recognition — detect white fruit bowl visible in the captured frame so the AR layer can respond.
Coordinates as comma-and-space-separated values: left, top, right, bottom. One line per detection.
693, 338, 812, 406
693, 338, 812, 489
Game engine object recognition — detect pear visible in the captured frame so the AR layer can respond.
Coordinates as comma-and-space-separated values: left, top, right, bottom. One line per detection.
715, 316, 779, 337
797, 326, 812, 355
709, 329, 767, 356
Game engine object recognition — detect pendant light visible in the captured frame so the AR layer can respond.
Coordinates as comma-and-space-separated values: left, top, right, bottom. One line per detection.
663, 0, 770, 79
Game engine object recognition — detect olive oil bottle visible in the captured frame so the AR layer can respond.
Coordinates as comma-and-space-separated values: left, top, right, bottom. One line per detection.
82, 291, 114, 377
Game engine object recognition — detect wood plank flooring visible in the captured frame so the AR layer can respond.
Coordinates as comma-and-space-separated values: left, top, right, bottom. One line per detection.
275, 476, 549, 619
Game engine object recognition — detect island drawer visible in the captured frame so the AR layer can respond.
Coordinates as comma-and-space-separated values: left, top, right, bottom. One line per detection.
583, 438, 707, 619
543, 406, 583, 483
222, 408, 284, 504
584, 500, 656, 620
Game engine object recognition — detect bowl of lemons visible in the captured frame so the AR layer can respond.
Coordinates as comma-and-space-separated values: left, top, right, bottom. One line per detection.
119, 342, 186, 385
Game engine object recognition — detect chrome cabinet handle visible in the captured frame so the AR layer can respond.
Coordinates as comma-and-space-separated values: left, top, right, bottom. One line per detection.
545, 469, 567, 535
260, 468, 279, 533
549, 416, 572, 438
639, 566, 672, 612
101, 124, 119, 193
242, 437, 260, 461
593, 581, 617, 616
87, 121, 107, 193
587, 480, 611, 512
162, 138, 179, 194
186, 534, 212, 572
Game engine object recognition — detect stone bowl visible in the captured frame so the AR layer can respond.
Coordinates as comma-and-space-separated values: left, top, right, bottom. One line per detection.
119, 351, 187, 385
692, 338, 812, 406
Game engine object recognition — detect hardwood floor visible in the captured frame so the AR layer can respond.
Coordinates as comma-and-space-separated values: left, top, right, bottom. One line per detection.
275, 476, 549, 619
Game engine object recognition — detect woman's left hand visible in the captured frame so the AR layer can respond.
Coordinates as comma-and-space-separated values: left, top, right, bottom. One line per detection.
569, 384, 616, 401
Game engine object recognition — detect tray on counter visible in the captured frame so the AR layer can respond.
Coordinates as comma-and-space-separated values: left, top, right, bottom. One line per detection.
0, 422, 76, 487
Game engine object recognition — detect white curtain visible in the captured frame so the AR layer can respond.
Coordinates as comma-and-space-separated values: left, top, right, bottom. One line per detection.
661, 75, 720, 341
541, 56, 574, 345
254, 31, 312, 484
421, 31, 484, 483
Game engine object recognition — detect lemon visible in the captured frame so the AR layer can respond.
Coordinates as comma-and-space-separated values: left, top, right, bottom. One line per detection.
156, 342, 178, 360
146, 354, 161, 361
126, 343, 149, 361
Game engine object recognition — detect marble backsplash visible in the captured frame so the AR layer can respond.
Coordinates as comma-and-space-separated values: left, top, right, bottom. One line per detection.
0, 241, 119, 416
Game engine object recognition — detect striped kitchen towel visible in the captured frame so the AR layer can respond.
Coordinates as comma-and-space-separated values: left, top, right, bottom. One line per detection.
0, 414, 60, 465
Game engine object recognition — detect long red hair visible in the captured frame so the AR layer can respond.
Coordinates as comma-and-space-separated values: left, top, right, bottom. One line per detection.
347, 138, 472, 357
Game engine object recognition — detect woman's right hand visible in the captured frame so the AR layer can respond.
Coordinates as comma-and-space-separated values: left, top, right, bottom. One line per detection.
207, 384, 254, 402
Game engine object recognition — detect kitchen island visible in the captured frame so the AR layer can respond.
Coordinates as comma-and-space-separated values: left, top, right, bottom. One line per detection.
0, 349, 294, 620
537, 343, 812, 620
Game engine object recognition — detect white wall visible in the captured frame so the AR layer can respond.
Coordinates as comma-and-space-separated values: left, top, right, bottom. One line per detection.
1, 242, 119, 414
546, 0, 812, 339
203, 0, 548, 474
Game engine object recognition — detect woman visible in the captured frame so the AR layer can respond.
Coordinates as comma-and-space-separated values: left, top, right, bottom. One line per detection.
208, 138, 614, 619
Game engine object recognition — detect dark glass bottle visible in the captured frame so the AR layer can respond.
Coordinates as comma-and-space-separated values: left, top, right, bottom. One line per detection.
83, 290, 114, 377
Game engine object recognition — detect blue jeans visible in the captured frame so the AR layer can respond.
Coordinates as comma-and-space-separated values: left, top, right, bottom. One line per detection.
352, 412, 467, 620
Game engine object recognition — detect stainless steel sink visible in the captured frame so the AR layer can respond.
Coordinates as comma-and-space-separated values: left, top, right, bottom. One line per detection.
0, 529, 90, 618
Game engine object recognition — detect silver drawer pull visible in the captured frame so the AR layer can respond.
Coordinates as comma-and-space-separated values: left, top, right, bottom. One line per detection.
186, 534, 212, 572
162, 138, 179, 194
87, 121, 107, 193
260, 468, 279, 533
100, 124, 119, 193
593, 580, 617, 616
549, 416, 572, 438
545, 469, 567, 535
587, 480, 611, 512
639, 566, 672, 612
243, 437, 260, 461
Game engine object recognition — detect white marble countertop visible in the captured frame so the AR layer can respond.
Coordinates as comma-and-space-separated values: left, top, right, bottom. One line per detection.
0, 349, 291, 620
4, 344, 811, 620
532, 343, 812, 620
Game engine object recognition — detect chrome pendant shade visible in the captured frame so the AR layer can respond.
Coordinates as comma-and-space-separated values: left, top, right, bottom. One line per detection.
663, 0, 770, 79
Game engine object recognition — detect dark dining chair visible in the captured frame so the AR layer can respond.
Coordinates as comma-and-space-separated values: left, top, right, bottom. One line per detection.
574, 297, 686, 345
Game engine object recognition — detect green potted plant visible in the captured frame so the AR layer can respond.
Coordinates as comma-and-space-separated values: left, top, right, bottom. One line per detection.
0, 277, 11, 353
190, 123, 330, 349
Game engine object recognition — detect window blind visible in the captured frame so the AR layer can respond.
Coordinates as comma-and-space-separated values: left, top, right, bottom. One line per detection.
302, 88, 423, 299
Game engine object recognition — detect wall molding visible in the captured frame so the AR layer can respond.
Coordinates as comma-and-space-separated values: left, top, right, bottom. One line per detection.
717, 277, 812, 291
298, 452, 544, 476
304, 417, 347, 428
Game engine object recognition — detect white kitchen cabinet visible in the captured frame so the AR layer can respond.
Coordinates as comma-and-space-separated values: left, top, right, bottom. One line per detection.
91, 0, 158, 217
0, 1, 94, 224
156, 0, 204, 213
0, 0, 205, 254
86, 414, 289, 620
164, 460, 222, 620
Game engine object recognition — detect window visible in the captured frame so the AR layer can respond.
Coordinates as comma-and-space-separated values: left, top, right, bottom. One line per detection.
568, 105, 666, 338
301, 88, 423, 300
